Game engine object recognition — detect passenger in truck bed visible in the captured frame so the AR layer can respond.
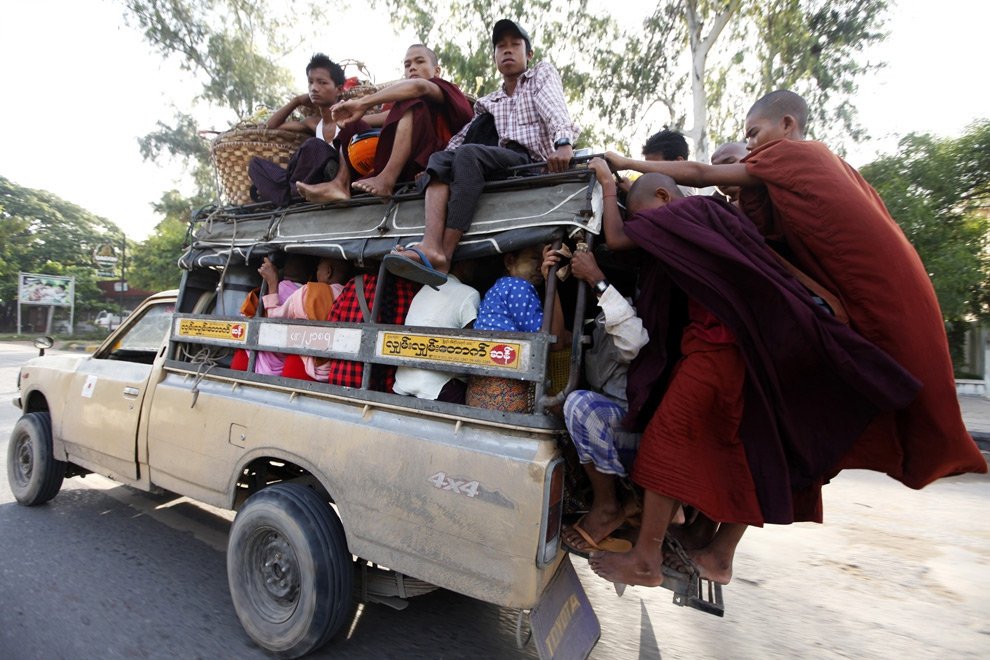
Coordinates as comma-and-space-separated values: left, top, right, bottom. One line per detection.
465, 244, 569, 411
392, 261, 480, 404
230, 253, 314, 374
260, 256, 351, 382
324, 269, 419, 392
297, 44, 473, 201
248, 54, 368, 207
382, 19, 579, 289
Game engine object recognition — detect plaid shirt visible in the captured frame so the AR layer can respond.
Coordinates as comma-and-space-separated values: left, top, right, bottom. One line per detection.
326, 274, 419, 391
446, 61, 579, 161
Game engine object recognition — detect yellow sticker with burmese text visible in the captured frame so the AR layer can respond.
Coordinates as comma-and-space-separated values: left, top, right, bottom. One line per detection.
379, 332, 522, 369
176, 319, 248, 342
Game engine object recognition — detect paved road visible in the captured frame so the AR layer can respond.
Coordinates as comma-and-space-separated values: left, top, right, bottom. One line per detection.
1, 342, 988, 659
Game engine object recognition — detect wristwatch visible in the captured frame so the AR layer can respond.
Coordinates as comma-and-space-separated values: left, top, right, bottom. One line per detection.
593, 279, 609, 296
554, 137, 572, 149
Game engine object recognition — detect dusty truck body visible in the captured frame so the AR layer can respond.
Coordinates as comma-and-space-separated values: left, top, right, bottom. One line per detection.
8, 169, 607, 658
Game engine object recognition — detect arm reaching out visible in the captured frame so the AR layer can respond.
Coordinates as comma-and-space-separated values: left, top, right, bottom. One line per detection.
588, 158, 637, 251
605, 151, 759, 189
331, 78, 443, 126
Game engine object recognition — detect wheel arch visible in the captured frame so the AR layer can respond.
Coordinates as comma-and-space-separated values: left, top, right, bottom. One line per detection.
21, 388, 50, 414
227, 449, 339, 513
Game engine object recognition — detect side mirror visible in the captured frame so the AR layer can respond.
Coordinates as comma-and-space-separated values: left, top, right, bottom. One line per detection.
34, 336, 54, 357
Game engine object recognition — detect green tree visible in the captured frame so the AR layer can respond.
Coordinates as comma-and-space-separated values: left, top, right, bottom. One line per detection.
121, 0, 320, 199
861, 121, 990, 367
120, 0, 325, 288
0, 175, 123, 312
127, 192, 195, 292
595, 0, 888, 162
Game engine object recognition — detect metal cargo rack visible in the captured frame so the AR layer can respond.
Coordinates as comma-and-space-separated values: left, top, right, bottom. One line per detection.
171, 167, 607, 430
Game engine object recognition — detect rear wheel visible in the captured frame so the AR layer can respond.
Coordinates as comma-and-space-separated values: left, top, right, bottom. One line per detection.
227, 483, 353, 658
7, 412, 65, 506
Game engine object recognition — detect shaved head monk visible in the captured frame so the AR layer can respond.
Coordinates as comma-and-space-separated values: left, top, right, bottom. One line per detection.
603, 90, 987, 496
297, 44, 473, 201
580, 153, 927, 595
584, 171, 759, 590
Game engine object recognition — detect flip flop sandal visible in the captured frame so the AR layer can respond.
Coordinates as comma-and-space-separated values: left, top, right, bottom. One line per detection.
383, 246, 447, 288
561, 520, 633, 559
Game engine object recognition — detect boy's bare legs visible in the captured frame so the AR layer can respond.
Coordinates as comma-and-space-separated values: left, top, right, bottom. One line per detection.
296, 151, 352, 202
395, 181, 457, 273
561, 466, 626, 551
590, 489, 679, 587
353, 111, 414, 197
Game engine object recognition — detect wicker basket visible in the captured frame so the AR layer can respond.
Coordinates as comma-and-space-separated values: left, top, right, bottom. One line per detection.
209, 126, 310, 206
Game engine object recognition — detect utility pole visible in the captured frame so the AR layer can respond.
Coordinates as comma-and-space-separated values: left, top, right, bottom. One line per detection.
118, 233, 126, 313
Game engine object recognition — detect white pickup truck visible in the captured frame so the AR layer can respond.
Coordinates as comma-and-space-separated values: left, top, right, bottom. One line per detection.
8, 170, 608, 659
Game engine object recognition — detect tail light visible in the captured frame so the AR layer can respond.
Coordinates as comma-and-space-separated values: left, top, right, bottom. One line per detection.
538, 459, 564, 567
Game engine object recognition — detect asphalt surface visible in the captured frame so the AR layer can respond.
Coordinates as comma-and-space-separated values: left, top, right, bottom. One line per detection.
1, 342, 988, 659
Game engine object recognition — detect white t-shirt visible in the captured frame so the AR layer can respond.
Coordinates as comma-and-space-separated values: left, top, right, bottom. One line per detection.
393, 275, 480, 399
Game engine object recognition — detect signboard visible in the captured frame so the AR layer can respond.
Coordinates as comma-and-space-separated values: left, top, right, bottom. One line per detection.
93, 244, 119, 278
258, 323, 362, 354
378, 332, 525, 370
18, 272, 74, 306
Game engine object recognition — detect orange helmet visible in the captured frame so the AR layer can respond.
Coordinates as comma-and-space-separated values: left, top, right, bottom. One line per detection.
348, 130, 380, 177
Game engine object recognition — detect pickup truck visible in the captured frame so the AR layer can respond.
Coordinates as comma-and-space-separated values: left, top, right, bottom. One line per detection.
8, 169, 607, 659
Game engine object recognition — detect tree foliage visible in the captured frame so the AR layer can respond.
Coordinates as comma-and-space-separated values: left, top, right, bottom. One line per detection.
127, 192, 196, 292
861, 121, 990, 363
593, 0, 887, 162
0, 175, 124, 311
120, 0, 324, 289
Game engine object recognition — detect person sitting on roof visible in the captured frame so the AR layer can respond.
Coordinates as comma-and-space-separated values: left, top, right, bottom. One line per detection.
248, 54, 370, 207
380, 19, 579, 289
296, 44, 474, 201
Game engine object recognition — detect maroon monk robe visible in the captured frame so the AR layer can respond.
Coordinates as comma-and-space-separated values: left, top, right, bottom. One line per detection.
741, 139, 987, 487
371, 77, 474, 183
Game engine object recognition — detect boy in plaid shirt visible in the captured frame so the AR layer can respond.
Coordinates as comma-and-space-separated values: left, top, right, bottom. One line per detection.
383, 19, 579, 288
326, 273, 419, 391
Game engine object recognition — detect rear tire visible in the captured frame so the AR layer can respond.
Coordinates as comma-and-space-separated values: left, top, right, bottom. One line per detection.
7, 412, 65, 505
227, 483, 353, 658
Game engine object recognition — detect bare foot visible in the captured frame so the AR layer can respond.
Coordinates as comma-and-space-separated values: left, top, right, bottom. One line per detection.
561, 503, 626, 554
394, 244, 449, 273
352, 173, 397, 197
688, 547, 733, 585
296, 180, 350, 202
589, 549, 664, 588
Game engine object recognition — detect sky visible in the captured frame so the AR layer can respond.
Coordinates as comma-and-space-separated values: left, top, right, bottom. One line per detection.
1, 0, 987, 241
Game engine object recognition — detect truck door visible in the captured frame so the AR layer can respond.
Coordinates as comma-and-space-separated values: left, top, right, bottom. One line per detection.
57, 300, 174, 482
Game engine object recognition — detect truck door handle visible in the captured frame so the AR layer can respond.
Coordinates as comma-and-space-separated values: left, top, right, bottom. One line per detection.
122, 387, 141, 398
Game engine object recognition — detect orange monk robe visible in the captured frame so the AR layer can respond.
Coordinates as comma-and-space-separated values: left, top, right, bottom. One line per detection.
740, 139, 987, 487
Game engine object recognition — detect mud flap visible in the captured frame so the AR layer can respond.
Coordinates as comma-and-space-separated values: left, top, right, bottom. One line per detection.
529, 555, 600, 660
